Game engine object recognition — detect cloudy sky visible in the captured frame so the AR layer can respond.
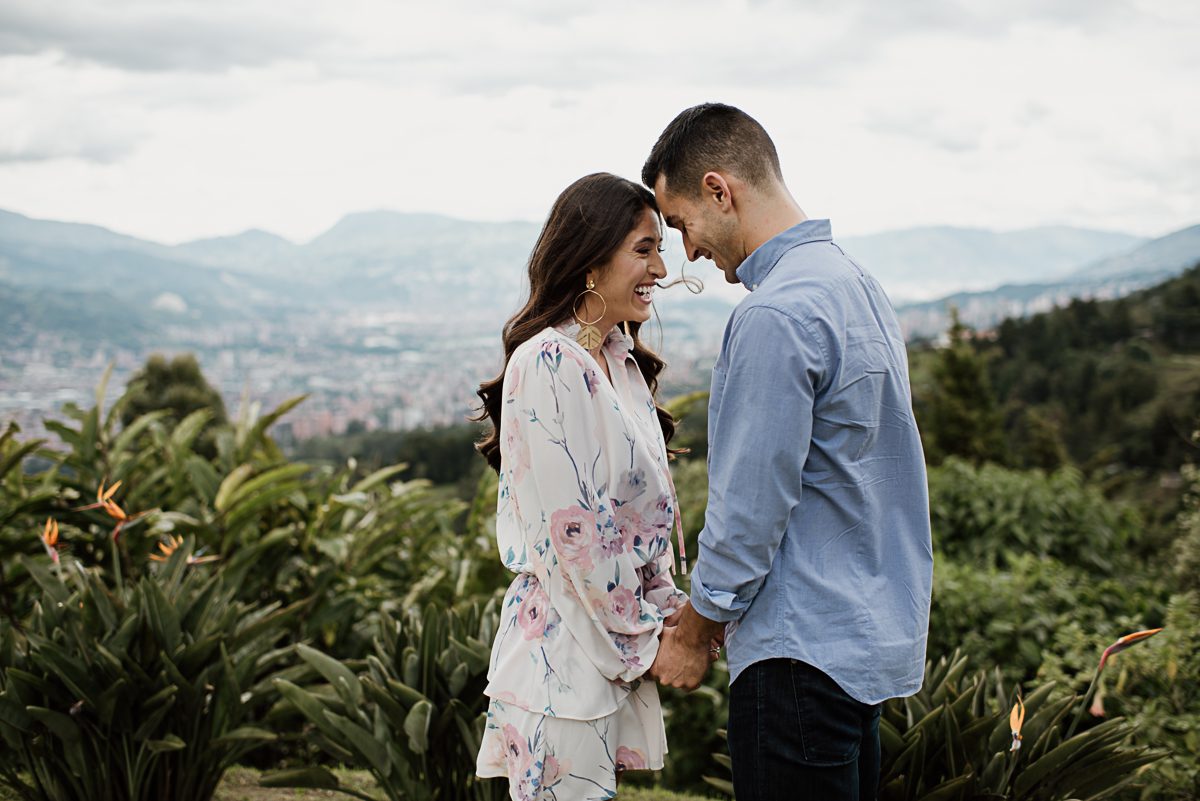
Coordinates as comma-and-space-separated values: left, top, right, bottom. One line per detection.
1, 0, 1197, 245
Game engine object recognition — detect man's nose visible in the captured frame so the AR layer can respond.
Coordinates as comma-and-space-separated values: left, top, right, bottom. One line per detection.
682, 234, 700, 262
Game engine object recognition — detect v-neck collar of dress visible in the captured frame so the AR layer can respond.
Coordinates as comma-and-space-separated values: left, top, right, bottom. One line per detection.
548, 323, 665, 459
555, 322, 635, 361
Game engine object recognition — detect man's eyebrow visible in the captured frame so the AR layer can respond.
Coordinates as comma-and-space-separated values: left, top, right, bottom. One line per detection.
663, 215, 681, 228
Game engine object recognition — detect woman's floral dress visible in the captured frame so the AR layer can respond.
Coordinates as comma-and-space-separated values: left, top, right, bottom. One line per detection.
475, 323, 689, 800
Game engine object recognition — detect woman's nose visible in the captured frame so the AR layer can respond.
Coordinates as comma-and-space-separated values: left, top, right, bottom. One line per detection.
650, 252, 667, 278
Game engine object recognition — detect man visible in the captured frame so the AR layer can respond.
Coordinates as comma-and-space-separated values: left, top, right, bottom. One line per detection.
644, 103, 933, 801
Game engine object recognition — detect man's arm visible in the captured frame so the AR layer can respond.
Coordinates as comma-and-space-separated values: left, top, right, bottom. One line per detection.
689, 304, 823, 625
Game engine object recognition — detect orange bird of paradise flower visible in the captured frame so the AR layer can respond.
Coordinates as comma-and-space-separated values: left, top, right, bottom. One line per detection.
40, 518, 62, 563
149, 535, 220, 566
1098, 628, 1163, 671
1090, 627, 1164, 718
74, 480, 149, 541
1009, 694, 1026, 752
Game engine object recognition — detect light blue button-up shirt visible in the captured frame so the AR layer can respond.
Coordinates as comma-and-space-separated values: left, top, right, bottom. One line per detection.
688, 219, 933, 705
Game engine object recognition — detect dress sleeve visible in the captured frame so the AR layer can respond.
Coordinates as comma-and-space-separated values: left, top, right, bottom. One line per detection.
639, 548, 689, 615
504, 339, 670, 682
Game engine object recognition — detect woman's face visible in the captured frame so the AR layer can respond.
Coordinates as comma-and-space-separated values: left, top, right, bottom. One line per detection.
583, 207, 667, 333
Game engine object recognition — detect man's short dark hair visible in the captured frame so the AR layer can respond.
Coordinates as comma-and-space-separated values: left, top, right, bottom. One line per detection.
642, 103, 782, 197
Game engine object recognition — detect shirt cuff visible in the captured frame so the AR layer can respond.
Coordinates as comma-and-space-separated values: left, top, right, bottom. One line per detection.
688, 568, 746, 624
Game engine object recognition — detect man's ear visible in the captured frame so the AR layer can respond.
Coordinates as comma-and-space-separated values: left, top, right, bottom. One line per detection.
702, 171, 733, 212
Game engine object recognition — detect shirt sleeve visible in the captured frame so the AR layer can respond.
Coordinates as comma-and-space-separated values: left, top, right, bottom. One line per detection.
506, 340, 671, 682
689, 305, 826, 623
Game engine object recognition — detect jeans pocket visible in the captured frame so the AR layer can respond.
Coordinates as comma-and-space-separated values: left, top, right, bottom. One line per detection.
787, 660, 864, 767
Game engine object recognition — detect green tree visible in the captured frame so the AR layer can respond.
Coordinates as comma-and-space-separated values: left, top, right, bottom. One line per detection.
918, 308, 1006, 465
120, 353, 228, 458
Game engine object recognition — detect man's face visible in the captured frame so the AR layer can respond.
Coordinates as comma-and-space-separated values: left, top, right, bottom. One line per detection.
653, 175, 742, 284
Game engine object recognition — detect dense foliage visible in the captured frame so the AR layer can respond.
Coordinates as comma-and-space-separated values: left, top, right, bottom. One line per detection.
2, 264, 1198, 799
264, 604, 503, 801
0, 547, 297, 801
967, 263, 1199, 475
292, 424, 486, 494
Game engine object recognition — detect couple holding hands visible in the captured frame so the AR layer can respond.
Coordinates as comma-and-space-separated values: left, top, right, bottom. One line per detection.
472, 103, 933, 801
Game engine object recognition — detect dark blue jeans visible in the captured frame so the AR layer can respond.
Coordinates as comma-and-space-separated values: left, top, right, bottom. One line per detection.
727, 658, 882, 801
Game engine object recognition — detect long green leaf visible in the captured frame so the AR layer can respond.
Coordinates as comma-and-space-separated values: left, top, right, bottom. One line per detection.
296, 644, 363, 708
404, 700, 433, 755
213, 464, 256, 512
26, 707, 81, 743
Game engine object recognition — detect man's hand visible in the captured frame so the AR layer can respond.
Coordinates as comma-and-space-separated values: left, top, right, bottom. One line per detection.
649, 603, 726, 691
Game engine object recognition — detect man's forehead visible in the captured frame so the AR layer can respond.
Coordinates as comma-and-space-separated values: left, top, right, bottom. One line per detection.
651, 177, 682, 219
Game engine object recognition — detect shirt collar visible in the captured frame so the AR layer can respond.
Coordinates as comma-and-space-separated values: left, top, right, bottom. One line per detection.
735, 219, 833, 291
556, 322, 635, 358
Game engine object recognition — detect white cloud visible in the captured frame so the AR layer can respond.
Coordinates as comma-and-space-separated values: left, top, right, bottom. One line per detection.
0, 0, 1196, 244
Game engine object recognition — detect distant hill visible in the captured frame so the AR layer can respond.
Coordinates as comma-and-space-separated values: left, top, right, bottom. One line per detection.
3, 205, 1195, 346
1068, 224, 1200, 281
172, 229, 301, 276
895, 224, 1200, 339
839, 225, 1146, 303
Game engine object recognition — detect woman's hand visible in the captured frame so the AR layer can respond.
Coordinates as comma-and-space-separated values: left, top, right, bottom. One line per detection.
663, 600, 689, 628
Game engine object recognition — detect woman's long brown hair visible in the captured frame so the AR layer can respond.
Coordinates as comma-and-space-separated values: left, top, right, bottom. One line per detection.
474, 173, 677, 473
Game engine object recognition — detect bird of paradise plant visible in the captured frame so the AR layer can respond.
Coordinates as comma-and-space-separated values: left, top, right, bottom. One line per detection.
1009, 693, 1026, 752
39, 518, 61, 565
149, 535, 219, 566
1068, 627, 1164, 737
73, 479, 152, 541
38, 518, 66, 584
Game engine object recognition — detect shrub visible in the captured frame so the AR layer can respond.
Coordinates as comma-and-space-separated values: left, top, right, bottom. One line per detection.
0, 545, 299, 801
928, 458, 1142, 574
930, 554, 1166, 685
262, 603, 503, 801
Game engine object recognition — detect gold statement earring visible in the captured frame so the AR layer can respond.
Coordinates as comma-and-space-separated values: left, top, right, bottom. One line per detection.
573, 278, 606, 350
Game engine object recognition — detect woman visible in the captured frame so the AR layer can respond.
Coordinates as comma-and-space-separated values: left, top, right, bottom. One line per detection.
473, 173, 694, 799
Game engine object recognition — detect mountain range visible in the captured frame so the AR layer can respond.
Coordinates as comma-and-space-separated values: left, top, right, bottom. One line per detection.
2, 206, 1198, 343
893, 224, 1200, 338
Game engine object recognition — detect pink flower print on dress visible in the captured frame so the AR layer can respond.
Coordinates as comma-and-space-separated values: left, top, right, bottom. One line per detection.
594, 511, 630, 560
614, 745, 647, 771
610, 633, 645, 672
612, 503, 644, 553
542, 753, 570, 787
515, 774, 538, 801
506, 363, 521, 399
609, 585, 640, 627
516, 581, 550, 640
550, 505, 597, 572
501, 723, 532, 773
581, 366, 601, 396
557, 341, 587, 371
504, 417, 531, 484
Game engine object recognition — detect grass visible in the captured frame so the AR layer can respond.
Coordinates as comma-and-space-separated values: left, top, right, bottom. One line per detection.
0, 768, 717, 801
